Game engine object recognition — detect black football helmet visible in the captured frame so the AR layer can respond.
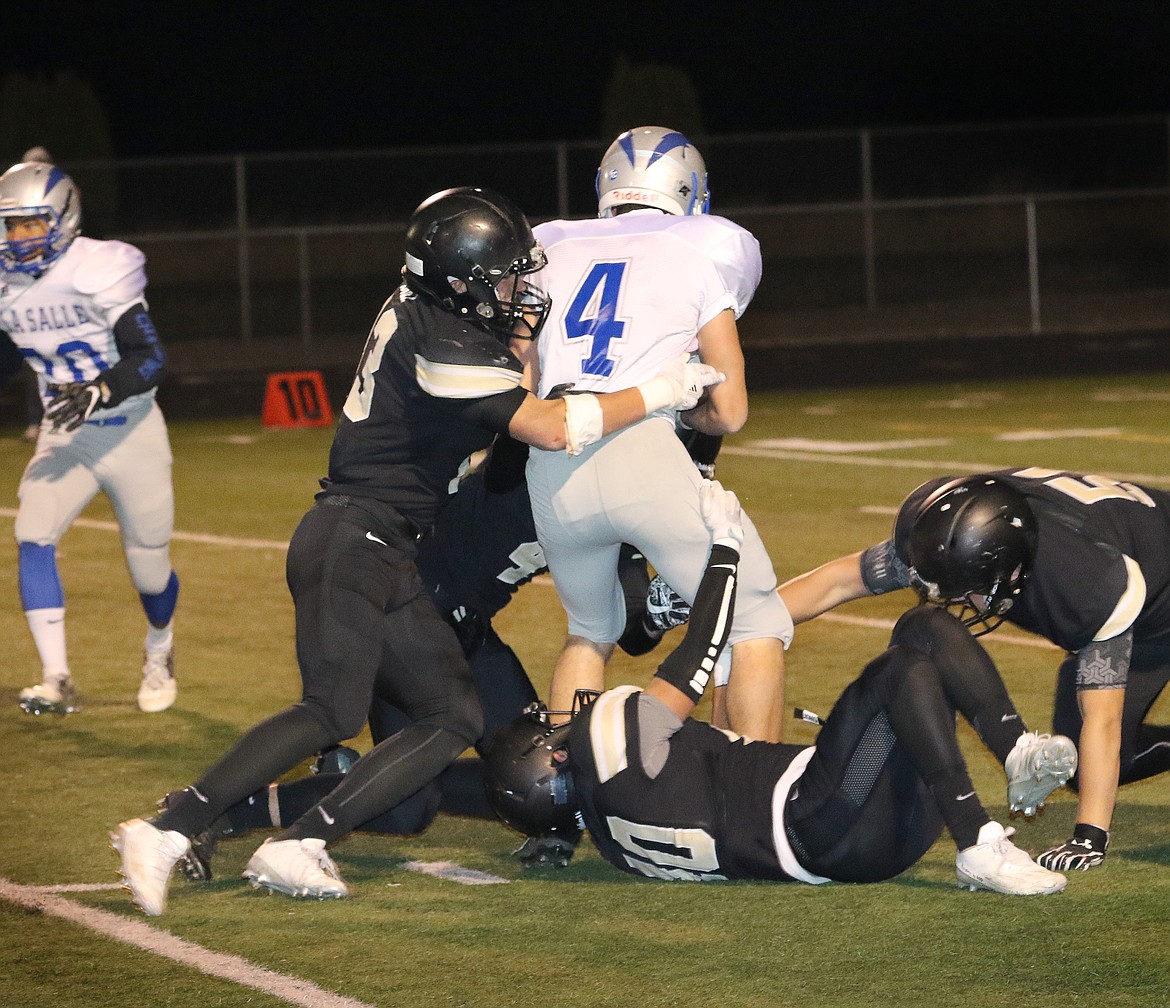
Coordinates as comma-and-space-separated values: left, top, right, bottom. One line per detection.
485, 699, 591, 840
894, 475, 1038, 635
402, 186, 550, 342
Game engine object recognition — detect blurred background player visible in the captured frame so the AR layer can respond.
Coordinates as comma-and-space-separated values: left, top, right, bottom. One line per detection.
779, 470, 1170, 873
0, 157, 179, 716
112, 186, 721, 915
526, 125, 791, 742
488, 482, 1075, 896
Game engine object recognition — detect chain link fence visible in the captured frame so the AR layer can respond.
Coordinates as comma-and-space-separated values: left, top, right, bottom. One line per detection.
60, 116, 1170, 358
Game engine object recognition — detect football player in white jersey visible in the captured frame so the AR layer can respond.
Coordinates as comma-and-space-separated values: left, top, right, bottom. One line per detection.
525, 126, 791, 742
0, 159, 180, 716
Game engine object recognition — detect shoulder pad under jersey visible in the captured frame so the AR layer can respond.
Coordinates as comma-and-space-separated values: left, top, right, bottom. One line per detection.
72, 239, 147, 299
671, 216, 762, 317
415, 327, 524, 400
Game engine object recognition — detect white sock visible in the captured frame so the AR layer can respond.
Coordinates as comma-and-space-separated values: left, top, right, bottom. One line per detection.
145, 623, 174, 654
26, 607, 69, 682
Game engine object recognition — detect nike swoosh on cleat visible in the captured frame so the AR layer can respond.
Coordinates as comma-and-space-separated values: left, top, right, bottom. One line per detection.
319, 808, 336, 825
1000, 713, 1020, 722
366, 531, 387, 546
955, 791, 976, 801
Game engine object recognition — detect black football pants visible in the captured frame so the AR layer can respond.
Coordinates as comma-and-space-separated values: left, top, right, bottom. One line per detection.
785, 606, 1024, 882
158, 496, 482, 843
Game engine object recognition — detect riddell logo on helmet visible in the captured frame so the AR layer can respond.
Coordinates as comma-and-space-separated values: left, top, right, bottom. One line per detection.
610, 189, 653, 203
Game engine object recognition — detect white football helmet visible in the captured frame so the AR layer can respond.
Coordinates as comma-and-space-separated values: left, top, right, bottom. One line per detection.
0, 161, 82, 276
595, 126, 710, 218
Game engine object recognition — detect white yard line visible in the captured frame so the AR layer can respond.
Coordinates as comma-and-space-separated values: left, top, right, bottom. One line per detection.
720, 445, 1170, 488
0, 877, 377, 1008
402, 861, 509, 885
814, 611, 1061, 650
0, 508, 288, 551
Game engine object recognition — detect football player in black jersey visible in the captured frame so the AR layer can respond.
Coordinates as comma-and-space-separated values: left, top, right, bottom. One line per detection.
780, 469, 1170, 874
487, 481, 1072, 895
112, 186, 724, 916
170, 428, 722, 879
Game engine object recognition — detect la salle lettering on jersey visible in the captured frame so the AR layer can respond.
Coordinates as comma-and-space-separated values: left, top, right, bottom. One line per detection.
1, 301, 93, 334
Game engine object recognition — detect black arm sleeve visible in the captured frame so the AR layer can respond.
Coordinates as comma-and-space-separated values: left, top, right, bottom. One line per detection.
99, 303, 166, 406
654, 543, 739, 704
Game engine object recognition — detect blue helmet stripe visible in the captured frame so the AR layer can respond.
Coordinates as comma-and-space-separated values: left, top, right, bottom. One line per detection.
618, 132, 638, 165
647, 131, 691, 167
45, 166, 68, 193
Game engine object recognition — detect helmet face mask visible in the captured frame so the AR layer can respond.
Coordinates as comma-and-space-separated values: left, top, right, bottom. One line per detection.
908, 562, 1026, 636
899, 476, 1038, 637
0, 161, 82, 276
484, 692, 597, 839
596, 126, 710, 218
402, 186, 551, 343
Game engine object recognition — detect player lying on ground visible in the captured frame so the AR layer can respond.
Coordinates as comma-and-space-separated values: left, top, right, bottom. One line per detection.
486, 481, 1077, 895
779, 470, 1170, 872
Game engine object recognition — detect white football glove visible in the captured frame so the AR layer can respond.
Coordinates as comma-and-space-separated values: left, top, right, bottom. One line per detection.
638, 354, 725, 413
700, 479, 744, 550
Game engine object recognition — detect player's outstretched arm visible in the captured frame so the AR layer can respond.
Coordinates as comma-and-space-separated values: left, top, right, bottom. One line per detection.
778, 551, 872, 624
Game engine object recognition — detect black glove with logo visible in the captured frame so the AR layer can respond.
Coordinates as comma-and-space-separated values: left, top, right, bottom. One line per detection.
45, 380, 108, 432
1038, 823, 1110, 872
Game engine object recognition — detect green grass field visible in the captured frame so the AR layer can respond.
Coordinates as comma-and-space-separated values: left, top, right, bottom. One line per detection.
3, 371, 1170, 1008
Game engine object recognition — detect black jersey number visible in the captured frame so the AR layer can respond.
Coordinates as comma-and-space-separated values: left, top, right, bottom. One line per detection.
605, 815, 727, 881
1013, 468, 1156, 508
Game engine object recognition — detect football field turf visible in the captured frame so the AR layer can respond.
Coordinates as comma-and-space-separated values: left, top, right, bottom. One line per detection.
2, 370, 1170, 1008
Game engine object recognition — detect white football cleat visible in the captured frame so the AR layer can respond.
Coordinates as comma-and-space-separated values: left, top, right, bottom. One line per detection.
19, 676, 77, 716
1006, 731, 1078, 817
138, 646, 177, 712
111, 817, 191, 916
956, 821, 1067, 895
243, 838, 348, 900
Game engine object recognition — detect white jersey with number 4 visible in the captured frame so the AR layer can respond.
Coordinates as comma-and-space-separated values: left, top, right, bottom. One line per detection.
0, 235, 154, 416
532, 210, 761, 398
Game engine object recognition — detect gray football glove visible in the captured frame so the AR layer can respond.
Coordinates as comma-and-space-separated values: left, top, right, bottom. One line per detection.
1037, 823, 1109, 872
44, 380, 108, 432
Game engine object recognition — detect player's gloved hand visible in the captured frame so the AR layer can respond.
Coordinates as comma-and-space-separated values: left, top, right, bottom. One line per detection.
513, 829, 581, 869
1037, 823, 1110, 872
700, 479, 744, 549
638, 354, 725, 413
645, 575, 692, 632
44, 380, 109, 432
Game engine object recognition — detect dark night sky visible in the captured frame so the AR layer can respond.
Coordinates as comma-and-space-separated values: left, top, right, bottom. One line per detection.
8, 2, 1170, 158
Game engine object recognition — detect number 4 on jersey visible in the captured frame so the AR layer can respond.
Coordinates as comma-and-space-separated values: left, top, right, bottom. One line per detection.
564, 261, 629, 378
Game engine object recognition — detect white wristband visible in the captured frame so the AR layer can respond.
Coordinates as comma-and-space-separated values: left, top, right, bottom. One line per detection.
636, 375, 675, 414
563, 393, 604, 455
